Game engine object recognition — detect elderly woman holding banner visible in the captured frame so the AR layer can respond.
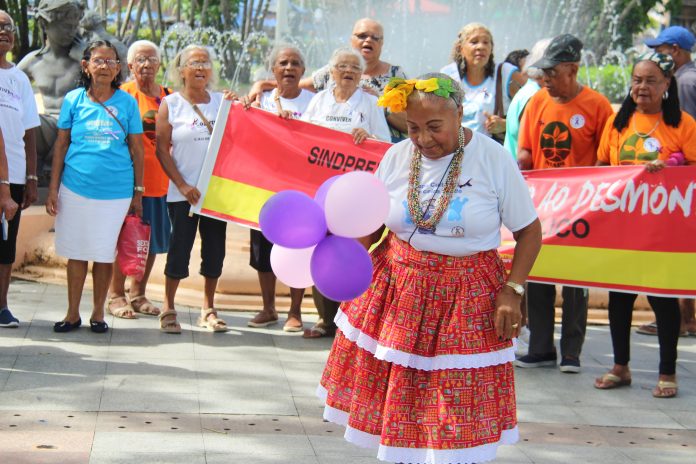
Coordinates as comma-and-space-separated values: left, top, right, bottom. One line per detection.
243, 44, 314, 332
594, 51, 696, 398
155, 44, 229, 334
317, 73, 541, 463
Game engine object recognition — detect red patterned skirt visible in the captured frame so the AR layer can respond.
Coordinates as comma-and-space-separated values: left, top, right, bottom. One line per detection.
318, 234, 518, 464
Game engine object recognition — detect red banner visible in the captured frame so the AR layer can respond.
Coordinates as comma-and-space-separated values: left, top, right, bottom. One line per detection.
500, 166, 696, 297
192, 102, 391, 227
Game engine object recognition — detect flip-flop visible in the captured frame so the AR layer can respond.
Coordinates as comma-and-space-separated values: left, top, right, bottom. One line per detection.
594, 373, 632, 390
653, 380, 678, 398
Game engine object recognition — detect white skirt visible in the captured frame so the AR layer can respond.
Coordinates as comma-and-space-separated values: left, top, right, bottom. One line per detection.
55, 184, 131, 263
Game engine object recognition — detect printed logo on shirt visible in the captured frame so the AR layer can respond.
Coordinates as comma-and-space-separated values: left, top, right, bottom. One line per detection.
85, 119, 122, 146
618, 134, 661, 164
143, 109, 157, 142
569, 114, 585, 129
106, 106, 119, 117
540, 121, 572, 167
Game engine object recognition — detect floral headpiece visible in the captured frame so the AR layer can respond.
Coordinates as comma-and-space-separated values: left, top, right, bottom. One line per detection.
377, 77, 456, 113
636, 51, 674, 74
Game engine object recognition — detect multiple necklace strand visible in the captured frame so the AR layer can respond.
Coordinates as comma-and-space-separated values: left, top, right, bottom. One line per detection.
632, 115, 660, 138
407, 127, 467, 232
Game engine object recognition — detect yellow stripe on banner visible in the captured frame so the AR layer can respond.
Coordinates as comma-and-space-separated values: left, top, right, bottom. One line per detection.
532, 245, 696, 291
202, 176, 275, 224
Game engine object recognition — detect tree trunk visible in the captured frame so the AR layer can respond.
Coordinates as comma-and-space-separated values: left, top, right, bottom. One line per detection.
129, 0, 147, 44
120, 0, 136, 39
189, 0, 196, 29
176, 0, 181, 23
19, 0, 30, 58
201, 0, 210, 27
221, 0, 230, 29
156, 0, 164, 39
116, 0, 123, 37
240, 0, 250, 40
145, 0, 157, 42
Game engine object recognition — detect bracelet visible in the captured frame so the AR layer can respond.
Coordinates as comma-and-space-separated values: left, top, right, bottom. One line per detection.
0, 180, 10, 186
134, 186, 145, 193
26, 175, 39, 182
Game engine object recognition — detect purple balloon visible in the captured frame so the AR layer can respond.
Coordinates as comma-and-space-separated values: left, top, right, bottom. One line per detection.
259, 191, 327, 248
310, 235, 373, 302
314, 175, 341, 209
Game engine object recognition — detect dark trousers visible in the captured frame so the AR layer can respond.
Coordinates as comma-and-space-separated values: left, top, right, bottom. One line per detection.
312, 287, 339, 333
527, 283, 588, 358
165, 201, 227, 279
608, 291, 680, 375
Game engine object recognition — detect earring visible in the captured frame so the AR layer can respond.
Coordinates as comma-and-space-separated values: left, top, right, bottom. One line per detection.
629, 89, 633, 97
663, 90, 669, 100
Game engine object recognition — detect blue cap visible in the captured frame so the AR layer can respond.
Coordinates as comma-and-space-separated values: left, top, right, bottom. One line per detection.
645, 26, 695, 50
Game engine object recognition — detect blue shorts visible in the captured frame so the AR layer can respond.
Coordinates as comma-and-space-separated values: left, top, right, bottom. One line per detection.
142, 195, 171, 254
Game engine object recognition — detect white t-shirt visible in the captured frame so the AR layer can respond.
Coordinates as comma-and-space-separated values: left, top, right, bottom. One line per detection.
165, 91, 222, 202
258, 89, 314, 118
440, 62, 517, 136
302, 87, 390, 142
0, 65, 40, 184
376, 132, 537, 256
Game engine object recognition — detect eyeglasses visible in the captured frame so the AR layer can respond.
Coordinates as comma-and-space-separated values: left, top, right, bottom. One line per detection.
353, 33, 382, 42
335, 63, 362, 72
91, 58, 120, 67
0, 23, 15, 33
185, 60, 212, 69
134, 56, 160, 65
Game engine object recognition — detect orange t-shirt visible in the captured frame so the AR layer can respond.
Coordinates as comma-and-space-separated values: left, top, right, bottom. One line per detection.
519, 86, 613, 169
597, 111, 696, 166
120, 80, 170, 197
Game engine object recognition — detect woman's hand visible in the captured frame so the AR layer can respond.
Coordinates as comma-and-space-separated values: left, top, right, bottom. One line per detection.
45, 188, 59, 216
645, 159, 666, 173
494, 287, 523, 340
0, 193, 18, 221
239, 95, 259, 110
352, 128, 370, 144
483, 112, 506, 135
277, 109, 295, 120
130, 192, 143, 217
223, 90, 239, 101
22, 180, 38, 209
178, 183, 201, 206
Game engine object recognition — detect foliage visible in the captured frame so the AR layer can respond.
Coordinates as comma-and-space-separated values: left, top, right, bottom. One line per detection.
579, 64, 631, 103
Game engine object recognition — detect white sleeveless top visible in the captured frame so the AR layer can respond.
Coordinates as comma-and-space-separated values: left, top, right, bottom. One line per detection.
164, 91, 222, 202
440, 61, 517, 136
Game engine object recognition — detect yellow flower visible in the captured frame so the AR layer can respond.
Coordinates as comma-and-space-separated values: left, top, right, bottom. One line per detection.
415, 78, 439, 93
378, 82, 415, 113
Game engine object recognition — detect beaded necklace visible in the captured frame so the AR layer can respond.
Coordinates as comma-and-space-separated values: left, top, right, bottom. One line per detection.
407, 127, 466, 232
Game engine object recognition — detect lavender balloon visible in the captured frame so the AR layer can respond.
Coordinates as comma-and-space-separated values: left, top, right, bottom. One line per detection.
311, 235, 373, 302
314, 175, 341, 209
259, 191, 327, 248
324, 171, 390, 238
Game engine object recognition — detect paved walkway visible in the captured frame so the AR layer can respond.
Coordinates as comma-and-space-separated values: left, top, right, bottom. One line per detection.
1, 279, 694, 463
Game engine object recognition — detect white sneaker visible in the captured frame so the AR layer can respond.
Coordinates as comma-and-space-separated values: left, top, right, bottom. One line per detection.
515, 326, 530, 357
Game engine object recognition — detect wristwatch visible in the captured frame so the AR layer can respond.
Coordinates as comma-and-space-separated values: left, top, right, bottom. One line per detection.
26, 175, 39, 182
505, 281, 525, 296
134, 186, 145, 193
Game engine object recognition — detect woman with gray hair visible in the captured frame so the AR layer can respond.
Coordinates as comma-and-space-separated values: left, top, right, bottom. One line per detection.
317, 72, 541, 462
154, 44, 229, 333
107, 39, 173, 319
302, 47, 390, 143
504, 38, 552, 157
244, 44, 313, 332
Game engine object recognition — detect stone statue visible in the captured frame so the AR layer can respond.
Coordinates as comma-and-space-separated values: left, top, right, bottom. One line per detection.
18, 0, 85, 178
80, 10, 129, 80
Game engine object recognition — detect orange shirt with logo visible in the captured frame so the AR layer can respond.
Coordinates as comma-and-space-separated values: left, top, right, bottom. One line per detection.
120, 81, 170, 197
597, 111, 696, 166
519, 86, 613, 169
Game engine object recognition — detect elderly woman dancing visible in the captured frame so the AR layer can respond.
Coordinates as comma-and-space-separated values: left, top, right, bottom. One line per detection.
317, 73, 541, 463
594, 51, 696, 398
47, 40, 144, 334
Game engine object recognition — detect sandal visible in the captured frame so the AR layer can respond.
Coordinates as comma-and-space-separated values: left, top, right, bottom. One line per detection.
247, 311, 279, 328
129, 295, 161, 316
653, 380, 678, 398
302, 322, 336, 339
594, 372, 632, 390
197, 308, 228, 332
158, 309, 181, 334
108, 295, 136, 319
636, 321, 688, 337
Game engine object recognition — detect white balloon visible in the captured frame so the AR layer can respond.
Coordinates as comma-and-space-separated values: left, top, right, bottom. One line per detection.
324, 171, 390, 238
270, 244, 315, 288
